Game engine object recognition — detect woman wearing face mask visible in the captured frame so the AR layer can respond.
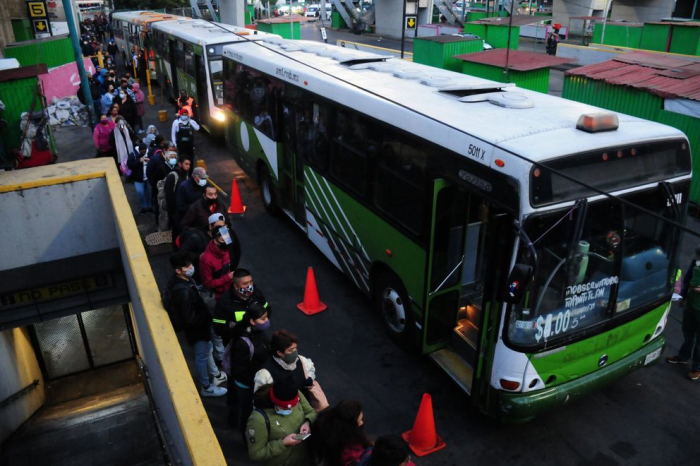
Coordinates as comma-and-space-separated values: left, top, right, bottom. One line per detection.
116, 85, 137, 129
93, 114, 116, 160
253, 330, 319, 405
101, 84, 115, 115
109, 115, 135, 170
229, 300, 272, 441
246, 379, 316, 466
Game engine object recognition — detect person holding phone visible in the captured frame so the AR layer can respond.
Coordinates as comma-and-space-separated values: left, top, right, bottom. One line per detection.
246, 378, 316, 465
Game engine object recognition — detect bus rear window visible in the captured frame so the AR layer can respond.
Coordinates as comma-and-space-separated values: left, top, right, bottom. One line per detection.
531, 141, 690, 206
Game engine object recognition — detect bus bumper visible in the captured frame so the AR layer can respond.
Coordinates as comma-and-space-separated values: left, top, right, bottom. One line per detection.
497, 335, 665, 423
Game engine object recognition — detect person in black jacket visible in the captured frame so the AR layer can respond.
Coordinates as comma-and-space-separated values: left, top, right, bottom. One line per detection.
168, 251, 228, 397
213, 268, 269, 346
164, 154, 191, 233
227, 300, 272, 433
126, 143, 153, 214
180, 185, 228, 233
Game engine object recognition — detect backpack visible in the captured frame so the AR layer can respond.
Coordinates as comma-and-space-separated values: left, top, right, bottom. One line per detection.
161, 281, 190, 332
222, 336, 254, 377
157, 170, 179, 231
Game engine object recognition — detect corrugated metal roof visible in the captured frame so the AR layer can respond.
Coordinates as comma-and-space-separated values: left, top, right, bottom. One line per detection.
454, 49, 574, 71
469, 15, 549, 27
565, 51, 700, 101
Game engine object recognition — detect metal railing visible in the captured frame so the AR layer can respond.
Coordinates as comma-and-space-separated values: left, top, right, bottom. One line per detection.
0, 380, 40, 410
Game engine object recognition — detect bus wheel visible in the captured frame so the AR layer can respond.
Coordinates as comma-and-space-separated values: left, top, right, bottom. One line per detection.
375, 272, 414, 346
258, 165, 279, 215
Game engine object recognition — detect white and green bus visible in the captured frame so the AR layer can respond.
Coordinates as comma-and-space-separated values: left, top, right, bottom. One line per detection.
221, 38, 692, 422
150, 20, 275, 133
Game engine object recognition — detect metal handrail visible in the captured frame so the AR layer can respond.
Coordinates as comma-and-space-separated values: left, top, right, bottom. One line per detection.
0, 380, 40, 410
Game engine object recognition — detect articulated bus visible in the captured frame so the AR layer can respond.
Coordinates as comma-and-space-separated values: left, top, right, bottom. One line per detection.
150, 20, 275, 133
220, 37, 692, 421
111, 11, 188, 73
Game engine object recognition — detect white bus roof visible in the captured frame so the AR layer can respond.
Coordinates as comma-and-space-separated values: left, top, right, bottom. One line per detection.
112, 11, 162, 22
222, 39, 686, 165
151, 20, 275, 47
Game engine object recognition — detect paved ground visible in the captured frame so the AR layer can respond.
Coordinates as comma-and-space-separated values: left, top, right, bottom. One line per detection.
49, 26, 700, 466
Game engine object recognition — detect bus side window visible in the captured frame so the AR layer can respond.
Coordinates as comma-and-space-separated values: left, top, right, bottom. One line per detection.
175, 41, 185, 73
184, 44, 195, 77
373, 134, 427, 237
311, 103, 330, 170
329, 110, 376, 196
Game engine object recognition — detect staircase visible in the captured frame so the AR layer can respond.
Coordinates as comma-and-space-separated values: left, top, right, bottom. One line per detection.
434, 0, 465, 27
189, 0, 218, 21
330, 0, 363, 32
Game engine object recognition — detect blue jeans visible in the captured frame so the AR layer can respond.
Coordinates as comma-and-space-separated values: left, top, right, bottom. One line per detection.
134, 180, 152, 209
678, 307, 700, 371
210, 326, 224, 363
193, 340, 219, 388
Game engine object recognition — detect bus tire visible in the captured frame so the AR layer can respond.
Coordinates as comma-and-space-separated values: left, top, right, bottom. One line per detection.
374, 272, 415, 347
258, 165, 279, 215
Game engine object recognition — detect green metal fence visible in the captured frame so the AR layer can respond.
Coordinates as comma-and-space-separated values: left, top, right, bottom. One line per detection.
4, 36, 74, 69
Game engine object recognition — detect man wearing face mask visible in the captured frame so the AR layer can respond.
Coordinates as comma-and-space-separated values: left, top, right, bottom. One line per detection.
213, 268, 270, 346
199, 222, 239, 300
176, 166, 209, 224
229, 300, 273, 438
667, 245, 700, 381
164, 154, 191, 234
180, 185, 228, 233
171, 109, 200, 164
167, 251, 228, 397
253, 330, 318, 406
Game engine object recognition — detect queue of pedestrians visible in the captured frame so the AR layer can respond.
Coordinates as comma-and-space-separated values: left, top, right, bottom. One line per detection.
86, 27, 416, 465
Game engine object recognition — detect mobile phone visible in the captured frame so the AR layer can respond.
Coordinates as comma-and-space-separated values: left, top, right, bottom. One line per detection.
293, 433, 311, 441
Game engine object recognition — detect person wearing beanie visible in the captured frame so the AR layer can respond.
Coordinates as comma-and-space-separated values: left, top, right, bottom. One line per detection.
246, 379, 316, 466
228, 300, 272, 438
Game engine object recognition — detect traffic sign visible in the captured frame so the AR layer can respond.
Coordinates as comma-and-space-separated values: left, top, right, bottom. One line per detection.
27, 1, 47, 18
33, 19, 49, 34
405, 16, 417, 30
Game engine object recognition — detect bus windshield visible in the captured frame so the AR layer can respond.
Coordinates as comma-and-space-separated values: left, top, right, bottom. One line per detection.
507, 183, 687, 349
210, 59, 224, 107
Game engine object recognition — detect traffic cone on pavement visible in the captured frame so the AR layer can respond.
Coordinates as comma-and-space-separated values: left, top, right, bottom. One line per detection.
297, 267, 327, 315
402, 393, 446, 457
227, 178, 246, 214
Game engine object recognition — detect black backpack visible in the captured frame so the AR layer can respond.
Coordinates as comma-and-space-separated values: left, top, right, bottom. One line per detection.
161, 281, 190, 332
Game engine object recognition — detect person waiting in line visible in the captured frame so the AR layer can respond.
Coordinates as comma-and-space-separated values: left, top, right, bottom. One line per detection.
149, 146, 176, 230
175, 166, 209, 227
167, 251, 228, 397
107, 102, 120, 124
228, 300, 272, 437
93, 114, 116, 160
164, 154, 191, 234
127, 142, 153, 215
198, 220, 239, 300
213, 268, 270, 345
101, 83, 115, 115
132, 82, 146, 133
116, 83, 137, 128
180, 185, 228, 234
253, 330, 318, 404
246, 379, 316, 465
172, 109, 200, 167
313, 400, 372, 466
107, 38, 118, 65
142, 125, 158, 146
109, 115, 134, 171
179, 213, 240, 281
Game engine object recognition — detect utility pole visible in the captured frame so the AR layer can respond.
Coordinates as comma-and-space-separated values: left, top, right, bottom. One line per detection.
62, 0, 96, 126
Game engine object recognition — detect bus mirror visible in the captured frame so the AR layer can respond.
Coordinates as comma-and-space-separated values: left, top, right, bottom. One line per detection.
505, 264, 533, 304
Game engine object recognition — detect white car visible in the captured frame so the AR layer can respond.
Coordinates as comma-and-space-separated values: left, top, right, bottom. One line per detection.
305, 4, 321, 17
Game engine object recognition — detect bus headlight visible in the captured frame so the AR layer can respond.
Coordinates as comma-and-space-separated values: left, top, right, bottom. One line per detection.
214, 110, 225, 123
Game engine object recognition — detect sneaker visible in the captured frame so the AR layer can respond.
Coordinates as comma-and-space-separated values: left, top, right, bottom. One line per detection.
666, 355, 689, 364
213, 371, 228, 386
689, 371, 700, 381
201, 385, 227, 397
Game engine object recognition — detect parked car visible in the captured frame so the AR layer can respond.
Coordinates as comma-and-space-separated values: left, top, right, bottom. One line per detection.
305, 4, 321, 17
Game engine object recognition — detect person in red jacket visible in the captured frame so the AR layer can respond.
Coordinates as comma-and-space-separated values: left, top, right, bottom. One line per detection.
199, 222, 237, 299
93, 114, 116, 159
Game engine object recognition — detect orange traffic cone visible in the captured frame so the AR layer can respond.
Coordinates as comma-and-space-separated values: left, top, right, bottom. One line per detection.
297, 267, 327, 315
227, 178, 246, 214
402, 393, 446, 457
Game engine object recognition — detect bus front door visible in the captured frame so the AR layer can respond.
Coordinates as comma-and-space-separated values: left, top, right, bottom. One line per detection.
423, 181, 510, 395
167, 39, 179, 100
195, 54, 210, 130
280, 101, 306, 226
